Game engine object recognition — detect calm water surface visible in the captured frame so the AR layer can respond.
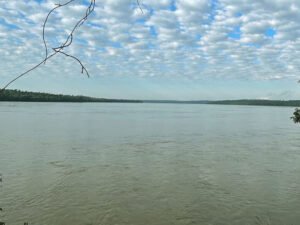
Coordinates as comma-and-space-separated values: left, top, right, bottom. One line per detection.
0, 102, 300, 225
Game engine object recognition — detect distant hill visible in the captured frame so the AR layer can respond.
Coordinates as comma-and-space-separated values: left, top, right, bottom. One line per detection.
145, 99, 300, 107
208, 99, 300, 107
143, 100, 209, 104
0, 89, 141, 103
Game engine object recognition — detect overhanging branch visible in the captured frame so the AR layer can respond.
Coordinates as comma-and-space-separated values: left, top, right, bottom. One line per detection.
1, 0, 143, 92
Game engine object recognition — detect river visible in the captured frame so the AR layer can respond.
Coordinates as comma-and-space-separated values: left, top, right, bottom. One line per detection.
0, 102, 299, 225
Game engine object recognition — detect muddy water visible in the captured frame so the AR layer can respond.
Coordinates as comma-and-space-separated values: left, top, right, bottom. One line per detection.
0, 102, 300, 225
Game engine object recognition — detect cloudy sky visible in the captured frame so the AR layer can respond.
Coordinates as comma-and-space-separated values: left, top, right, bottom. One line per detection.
0, 0, 300, 100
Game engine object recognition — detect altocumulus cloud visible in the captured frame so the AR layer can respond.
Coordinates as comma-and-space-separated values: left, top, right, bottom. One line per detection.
0, 0, 300, 84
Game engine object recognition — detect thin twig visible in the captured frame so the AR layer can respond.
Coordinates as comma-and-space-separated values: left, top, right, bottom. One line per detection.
1, 52, 58, 92
56, 50, 90, 77
42, 0, 76, 64
137, 0, 144, 14
53, 0, 96, 52
1, 0, 95, 91
1, 0, 143, 92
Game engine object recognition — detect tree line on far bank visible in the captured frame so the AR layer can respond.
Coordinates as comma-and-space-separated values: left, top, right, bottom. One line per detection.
1, 89, 300, 124
0, 89, 141, 103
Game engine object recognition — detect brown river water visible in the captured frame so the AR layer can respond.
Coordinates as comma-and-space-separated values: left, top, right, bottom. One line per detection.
0, 102, 300, 225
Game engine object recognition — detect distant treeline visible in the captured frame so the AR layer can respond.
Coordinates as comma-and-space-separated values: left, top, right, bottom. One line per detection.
208, 99, 300, 107
143, 100, 209, 104
0, 89, 141, 103
1, 90, 300, 106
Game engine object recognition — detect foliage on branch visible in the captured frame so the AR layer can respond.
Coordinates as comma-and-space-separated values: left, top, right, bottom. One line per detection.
291, 108, 300, 123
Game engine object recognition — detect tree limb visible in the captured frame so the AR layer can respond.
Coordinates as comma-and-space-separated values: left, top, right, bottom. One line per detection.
1, 0, 143, 92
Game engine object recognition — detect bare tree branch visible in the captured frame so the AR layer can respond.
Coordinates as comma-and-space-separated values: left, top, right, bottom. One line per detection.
53, 0, 96, 53
43, 0, 76, 64
1, 52, 58, 92
1, 0, 95, 92
56, 51, 90, 77
1, 0, 143, 92
137, 0, 144, 14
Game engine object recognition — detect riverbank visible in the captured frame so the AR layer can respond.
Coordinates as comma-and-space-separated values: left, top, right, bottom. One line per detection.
1, 89, 300, 107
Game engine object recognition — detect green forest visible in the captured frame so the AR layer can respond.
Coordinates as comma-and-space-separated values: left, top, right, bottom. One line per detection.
1, 89, 300, 107
0, 89, 141, 103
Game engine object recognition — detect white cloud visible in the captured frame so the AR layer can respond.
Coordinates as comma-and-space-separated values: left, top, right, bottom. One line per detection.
0, 0, 299, 87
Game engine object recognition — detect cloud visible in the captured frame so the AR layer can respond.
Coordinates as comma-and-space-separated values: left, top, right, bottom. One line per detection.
0, 0, 299, 86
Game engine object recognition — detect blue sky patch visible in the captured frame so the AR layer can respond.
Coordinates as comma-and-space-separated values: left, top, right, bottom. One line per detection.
265, 28, 276, 38
235, 12, 243, 17
228, 26, 241, 40
0, 18, 20, 30
169, 0, 177, 11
